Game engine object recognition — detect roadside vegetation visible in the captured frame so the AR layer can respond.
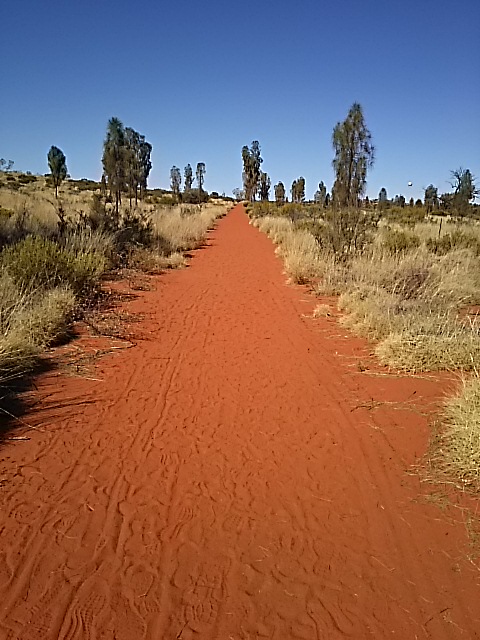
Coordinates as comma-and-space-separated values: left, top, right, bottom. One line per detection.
242, 103, 480, 491
0, 120, 229, 413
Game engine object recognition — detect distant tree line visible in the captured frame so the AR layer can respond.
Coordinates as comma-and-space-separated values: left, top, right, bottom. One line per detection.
239, 103, 478, 217
376, 167, 478, 216
239, 103, 374, 209
169, 162, 207, 203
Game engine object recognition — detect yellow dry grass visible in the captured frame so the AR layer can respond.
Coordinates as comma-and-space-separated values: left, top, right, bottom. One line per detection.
151, 203, 228, 253
0, 270, 75, 378
433, 375, 480, 492
253, 216, 322, 283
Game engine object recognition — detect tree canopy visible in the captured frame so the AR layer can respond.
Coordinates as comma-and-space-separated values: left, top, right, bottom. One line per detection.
47, 146, 67, 198
259, 171, 271, 201
332, 103, 374, 208
242, 141, 263, 202
102, 118, 152, 213
274, 182, 286, 205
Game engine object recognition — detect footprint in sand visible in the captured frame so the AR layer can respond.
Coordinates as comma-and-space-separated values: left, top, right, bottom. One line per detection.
182, 562, 226, 634
57, 575, 110, 640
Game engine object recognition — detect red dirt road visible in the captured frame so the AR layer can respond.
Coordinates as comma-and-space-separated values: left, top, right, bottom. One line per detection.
0, 204, 479, 639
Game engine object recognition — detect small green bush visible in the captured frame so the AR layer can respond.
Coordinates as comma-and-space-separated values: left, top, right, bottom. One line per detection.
381, 229, 421, 254
426, 231, 480, 256
17, 174, 37, 185
1, 236, 105, 296
383, 207, 426, 226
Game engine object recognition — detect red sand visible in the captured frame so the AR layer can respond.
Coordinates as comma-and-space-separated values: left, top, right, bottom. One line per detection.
0, 204, 479, 639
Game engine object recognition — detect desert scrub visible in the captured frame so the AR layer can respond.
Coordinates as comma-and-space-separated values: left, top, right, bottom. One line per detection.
426, 230, 480, 256
334, 246, 480, 371
254, 216, 321, 283
151, 204, 226, 253
1, 236, 106, 296
380, 228, 421, 254
0, 270, 75, 377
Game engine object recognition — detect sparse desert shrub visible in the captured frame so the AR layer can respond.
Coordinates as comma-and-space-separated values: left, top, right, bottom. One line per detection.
382, 206, 426, 226
280, 231, 322, 283
0, 206, 14, 219
17, 174, 37, 185
426, 231, 480, 256
151, 204, 224, 253
381, 228, 421, 254
294, 218, 326, 239
315, 208, 376, 257
376, 325, 480, 372
1, 236, 105, 296
255, 216, 321, 283
251, 201, 276, 218
0, 270, 75, 377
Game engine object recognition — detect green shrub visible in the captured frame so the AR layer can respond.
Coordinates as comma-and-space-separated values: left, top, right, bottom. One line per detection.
426, 231, 480, 256
251, 201, 276, 218
383, 207, 426, 226
17, 174, 37, 185
1, 236, 105, 296
381, 228, 421, 254
315, 208, 376, 257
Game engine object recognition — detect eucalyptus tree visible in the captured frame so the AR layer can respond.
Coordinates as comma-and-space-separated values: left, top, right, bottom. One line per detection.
314, 181, 327, 206
424, 184, 438, 212
196, 162, 206, 194
102, 117, 127, 215
124, 127, 141, 206
332, 103, 374, 208
242, 141, 263, 202
259, 171, 271, 201
184, 164, 193, 192
170, 166, 182, 199
291, 177, 305, 203
274, 181, 286, 205
47, 146, 67, 198
138, 138, 152, 198
450, 167, 478, 214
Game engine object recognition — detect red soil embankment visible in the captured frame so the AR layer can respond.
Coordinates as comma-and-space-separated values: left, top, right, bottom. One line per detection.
0, 204, 479, 639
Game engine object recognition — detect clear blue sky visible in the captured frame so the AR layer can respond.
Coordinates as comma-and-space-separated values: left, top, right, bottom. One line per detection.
1, 0, 479, 201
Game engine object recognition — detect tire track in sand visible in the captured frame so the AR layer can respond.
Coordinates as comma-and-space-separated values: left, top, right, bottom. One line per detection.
0, 204, 479, 639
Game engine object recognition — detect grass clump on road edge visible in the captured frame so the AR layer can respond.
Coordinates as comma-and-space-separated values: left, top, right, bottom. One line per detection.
432, 376, 480, 492
0, 271, 75, 378
251, 215, 322, 284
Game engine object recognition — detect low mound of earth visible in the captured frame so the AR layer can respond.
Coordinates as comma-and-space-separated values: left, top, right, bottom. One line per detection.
0, 204, 478, 639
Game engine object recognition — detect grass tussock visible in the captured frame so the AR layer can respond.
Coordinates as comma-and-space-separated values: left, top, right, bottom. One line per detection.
253, 216, 322, 283
433, 376, 480, 492
0, 270, 75, 377
151, 203, 226, 252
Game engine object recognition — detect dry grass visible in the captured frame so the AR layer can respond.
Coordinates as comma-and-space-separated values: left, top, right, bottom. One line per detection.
330, 246, 480, 371
432, 375, 480, 492
253, 216, 322, 283
151, 203, 227, 253
312, 303, 331, 318
0, 270, 75, 378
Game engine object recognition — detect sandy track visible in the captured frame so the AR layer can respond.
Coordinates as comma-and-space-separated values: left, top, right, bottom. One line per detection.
0, 203, 479, 639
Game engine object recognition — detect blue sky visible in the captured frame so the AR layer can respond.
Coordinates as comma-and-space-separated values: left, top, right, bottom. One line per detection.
1, 0, 479, 201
